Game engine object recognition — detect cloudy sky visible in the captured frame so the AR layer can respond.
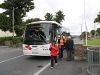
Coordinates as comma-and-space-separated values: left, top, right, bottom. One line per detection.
0, 0, 100, 35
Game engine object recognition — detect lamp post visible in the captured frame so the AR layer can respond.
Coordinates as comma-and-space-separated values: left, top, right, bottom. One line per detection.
84, 0, 88, 45
94, 21, 96, 38
81, 24, 82, 35
12, 7, 14, 39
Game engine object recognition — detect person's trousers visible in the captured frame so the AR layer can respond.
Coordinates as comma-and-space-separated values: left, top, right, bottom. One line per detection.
66, 50, 74, 60
59, 45, 64, 59
51, 56, 57, 67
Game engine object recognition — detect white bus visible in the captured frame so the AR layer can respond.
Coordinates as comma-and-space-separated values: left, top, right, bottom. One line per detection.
22, 21, 62, 56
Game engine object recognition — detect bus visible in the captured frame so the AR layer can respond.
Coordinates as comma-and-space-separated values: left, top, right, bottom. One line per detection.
22, 21, 62, 56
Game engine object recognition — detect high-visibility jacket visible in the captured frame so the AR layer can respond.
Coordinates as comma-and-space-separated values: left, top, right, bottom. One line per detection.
60, 38, 64, 45
49, 44, 58, 56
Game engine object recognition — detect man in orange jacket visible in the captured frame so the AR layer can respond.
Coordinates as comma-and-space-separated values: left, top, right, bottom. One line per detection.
49, 40, 58, 69
59, 35, 65, 60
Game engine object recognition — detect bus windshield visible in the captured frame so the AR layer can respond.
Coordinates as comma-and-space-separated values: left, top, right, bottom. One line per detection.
24, 23, 52, 45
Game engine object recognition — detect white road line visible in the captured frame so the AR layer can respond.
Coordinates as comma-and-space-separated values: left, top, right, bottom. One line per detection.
34, 62, 50, 75
0, 55, 24, 64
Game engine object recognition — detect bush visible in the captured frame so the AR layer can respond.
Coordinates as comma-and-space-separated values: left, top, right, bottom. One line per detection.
0, 36, 23, 47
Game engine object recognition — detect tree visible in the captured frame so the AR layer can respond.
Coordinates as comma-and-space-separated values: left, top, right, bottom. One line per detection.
90, 30, 95, 37
44, 13, 53, 21
44, 10, 65, 24
94, 12, 100, 23
0, 13, 11, 31
25, 18, 42, 24
0, 0, 35, 36
80, 31, 90, 39
14, 22, 25, 36
54, 10, 65, 24
96, 28, 100, 35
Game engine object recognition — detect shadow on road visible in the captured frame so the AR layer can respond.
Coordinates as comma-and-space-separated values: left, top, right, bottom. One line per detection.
25, 56, 51, 61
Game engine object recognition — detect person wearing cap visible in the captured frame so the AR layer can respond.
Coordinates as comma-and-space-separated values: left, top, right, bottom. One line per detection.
65, 36, 74, 61
49, 40, 58, 69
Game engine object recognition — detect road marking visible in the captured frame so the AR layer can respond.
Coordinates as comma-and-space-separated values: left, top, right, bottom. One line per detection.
34, 62, 50, 75
0, 55, 24, 64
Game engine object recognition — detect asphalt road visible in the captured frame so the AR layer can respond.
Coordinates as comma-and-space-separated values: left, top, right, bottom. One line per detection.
73, 37, 83, 44
0, 37, 84, 75
0, 46, 50, 75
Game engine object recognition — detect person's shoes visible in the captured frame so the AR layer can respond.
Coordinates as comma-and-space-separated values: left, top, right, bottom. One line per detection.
50, 67, 54, 69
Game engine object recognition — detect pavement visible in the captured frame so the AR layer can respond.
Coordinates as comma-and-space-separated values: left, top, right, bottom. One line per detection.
40, 52, 89, 75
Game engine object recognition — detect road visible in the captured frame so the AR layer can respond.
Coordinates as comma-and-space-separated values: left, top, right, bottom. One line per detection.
73, 37, 83, 44
0, 37, 84, 75
0, 46, 50, 75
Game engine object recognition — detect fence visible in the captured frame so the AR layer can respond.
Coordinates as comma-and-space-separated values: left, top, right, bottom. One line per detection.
87, 46, 100, 75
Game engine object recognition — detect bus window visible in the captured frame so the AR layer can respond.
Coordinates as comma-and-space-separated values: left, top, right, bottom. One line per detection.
24, 23, 52, 45
38, 30, 46, 41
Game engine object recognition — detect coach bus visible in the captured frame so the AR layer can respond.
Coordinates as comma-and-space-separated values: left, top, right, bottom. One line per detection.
22, 21, 63, 56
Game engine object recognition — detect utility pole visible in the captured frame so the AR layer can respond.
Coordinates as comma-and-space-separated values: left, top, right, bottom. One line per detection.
84, 0, 88, 45
85, 24, 88, 45
81, 24, 82, 35
12, 7, 14, 39
94, 22, 96, 38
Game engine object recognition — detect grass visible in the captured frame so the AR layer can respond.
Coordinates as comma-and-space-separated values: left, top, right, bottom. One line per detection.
87, 38, 100, 46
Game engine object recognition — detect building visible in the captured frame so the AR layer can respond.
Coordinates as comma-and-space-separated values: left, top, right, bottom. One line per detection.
0, 30, 13, 37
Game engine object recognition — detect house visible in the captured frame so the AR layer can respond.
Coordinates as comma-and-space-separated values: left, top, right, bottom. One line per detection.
0, 30, 13, 37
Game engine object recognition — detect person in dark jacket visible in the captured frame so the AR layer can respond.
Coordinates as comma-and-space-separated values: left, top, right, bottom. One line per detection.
65, 36, 74, 61
49, 40, 58, 69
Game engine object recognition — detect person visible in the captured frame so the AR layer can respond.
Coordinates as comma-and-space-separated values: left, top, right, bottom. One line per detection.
59, 35, 65, 60
65, 36, 74, 61
49, 40, 58, 69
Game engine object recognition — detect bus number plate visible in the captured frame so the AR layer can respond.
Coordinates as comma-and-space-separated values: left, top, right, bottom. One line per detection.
32, 52, 38, 54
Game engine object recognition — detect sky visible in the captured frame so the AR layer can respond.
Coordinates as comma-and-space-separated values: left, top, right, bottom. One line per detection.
0, 0, 100, 35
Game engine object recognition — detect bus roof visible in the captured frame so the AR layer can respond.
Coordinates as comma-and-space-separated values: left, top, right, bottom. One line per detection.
27, 21, 61, 26
26, 21, 70, 32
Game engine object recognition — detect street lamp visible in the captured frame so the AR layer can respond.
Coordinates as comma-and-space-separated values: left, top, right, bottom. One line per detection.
12, 7, 14, 39
84, 0, 88, 45
81, 24, 82, 35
